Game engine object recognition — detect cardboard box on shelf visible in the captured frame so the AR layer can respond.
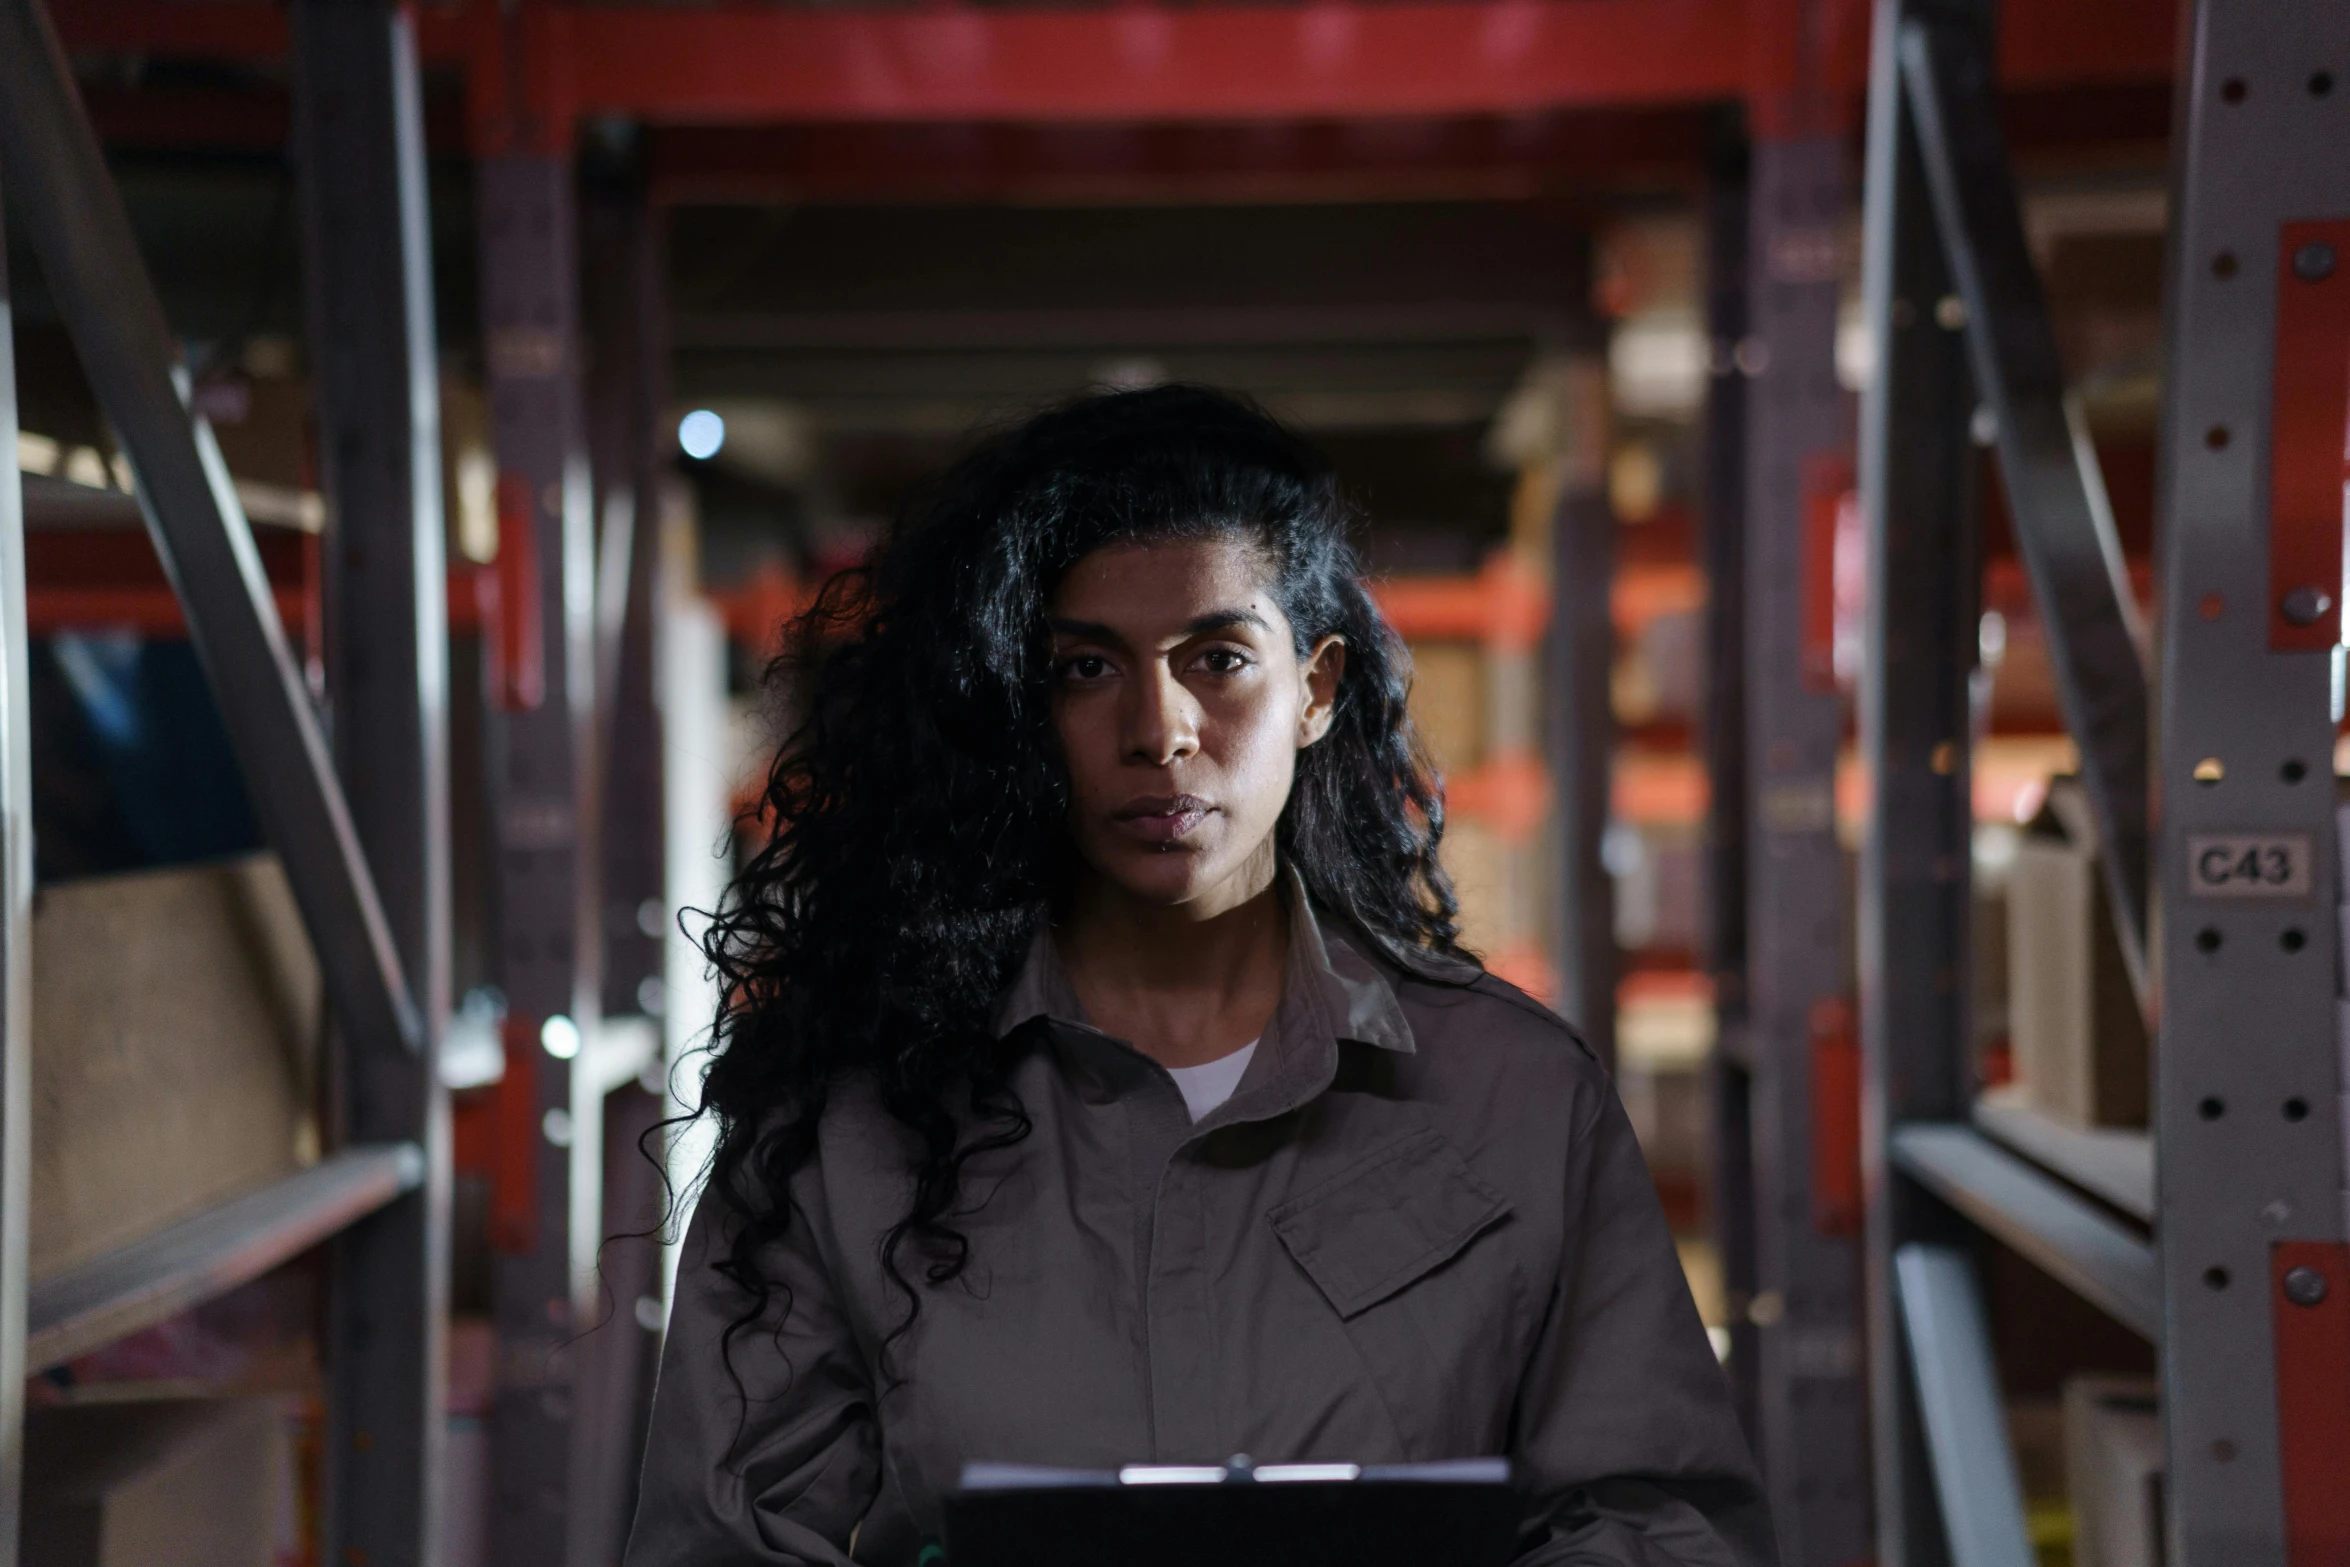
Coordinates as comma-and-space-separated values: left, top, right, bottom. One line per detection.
1612, 822, 1701, 953
1440, 818, 1508, 960
2063, 1375, 2163, 1567
1613, 607, 1701, 725
1403, 639, 1485, 775
2008, 779, 2148, 1127
22, 1397, 296, 1567
1974, 838, 2013, 1079
1617, 1059, 1709, 1178
32, 855, 321, 1281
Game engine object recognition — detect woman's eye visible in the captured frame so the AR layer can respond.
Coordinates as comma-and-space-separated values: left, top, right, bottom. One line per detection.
1061, 654, 1112, 682
1198, 648, 1251, 675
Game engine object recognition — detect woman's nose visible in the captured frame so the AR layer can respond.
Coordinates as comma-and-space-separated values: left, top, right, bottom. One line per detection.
1123, 662, 1199, 765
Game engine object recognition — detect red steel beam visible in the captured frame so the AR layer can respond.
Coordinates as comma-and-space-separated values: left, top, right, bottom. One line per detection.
553, 0, 1746, 124
50, 0, 2173, 128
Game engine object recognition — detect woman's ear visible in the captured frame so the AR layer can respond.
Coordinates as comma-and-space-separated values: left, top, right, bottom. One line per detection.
1297, 636, 1347, 747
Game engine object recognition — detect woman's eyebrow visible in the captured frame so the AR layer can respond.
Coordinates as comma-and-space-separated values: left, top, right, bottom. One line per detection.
1047, 609, 1269, 643
1183, 608, 1271, 636
1047, 617, 1125, 645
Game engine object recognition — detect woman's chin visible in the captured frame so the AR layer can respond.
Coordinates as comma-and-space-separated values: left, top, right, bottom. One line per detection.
1086, 840, 1248, 910
1102, 857, 1217, 907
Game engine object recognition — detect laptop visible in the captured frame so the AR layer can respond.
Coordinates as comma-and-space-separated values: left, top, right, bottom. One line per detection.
944, 1455, 1518, 1567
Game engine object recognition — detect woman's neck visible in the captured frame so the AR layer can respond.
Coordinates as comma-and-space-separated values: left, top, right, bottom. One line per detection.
1054, 842, 1288, 1070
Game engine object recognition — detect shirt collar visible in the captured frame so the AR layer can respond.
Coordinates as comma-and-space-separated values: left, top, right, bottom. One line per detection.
991, 865, 1416, 1056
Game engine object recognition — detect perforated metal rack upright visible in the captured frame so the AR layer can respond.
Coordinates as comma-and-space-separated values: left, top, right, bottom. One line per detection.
1857, 0, 2350, 1563
472, 9, 604, 1562
1703, 9, 1877, 1551
291, 1, 455, 1560
2154, 1, 2350, 1557
1740, 123, 1875, 1567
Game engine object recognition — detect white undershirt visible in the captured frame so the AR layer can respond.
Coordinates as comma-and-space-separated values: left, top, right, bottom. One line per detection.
1165, 1039, 1259, 1122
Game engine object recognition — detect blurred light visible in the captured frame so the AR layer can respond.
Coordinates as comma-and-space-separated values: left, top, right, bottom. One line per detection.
542, 1013, 582, 1060
1836, 301, 1872, 392
440, 987, 509, 1089
1979, 610, 2009, 668
1608, 312, 1706, 419
1093, 356, 1168, 392
1600, 820, 1646, 878
679, 408, 726, 460
543, 1107, 575, 1147
454, 444, 498, 565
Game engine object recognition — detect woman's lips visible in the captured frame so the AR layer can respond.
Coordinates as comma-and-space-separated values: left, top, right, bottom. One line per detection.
1110, 794, 1212, 846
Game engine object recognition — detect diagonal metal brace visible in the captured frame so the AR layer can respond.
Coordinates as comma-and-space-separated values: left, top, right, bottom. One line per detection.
0, 0, 423, 1059
1894, 1244, 2037, 1567
1897, 15, 2152, 1011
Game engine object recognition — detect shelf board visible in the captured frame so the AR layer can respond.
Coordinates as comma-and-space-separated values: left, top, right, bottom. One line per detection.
27, 1142, 425, 1372
20, 470, 322, 532
1970, 1090, 2153, 1223
1890, 1122, 2159, 1342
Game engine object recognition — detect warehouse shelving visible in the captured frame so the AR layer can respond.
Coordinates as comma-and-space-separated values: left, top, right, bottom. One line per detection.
27, 1145, 425, 1374
0, 0, 2249, 1560
0, 0, 686, 1554
1968, 1092, 2151, 1223
1886, 1125, 2158, 1342
0, 0, 449, 1558
1857, 0, 2350, 1562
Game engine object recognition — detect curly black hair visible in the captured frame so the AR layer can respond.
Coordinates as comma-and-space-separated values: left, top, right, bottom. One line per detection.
693, 384, 1472, 1385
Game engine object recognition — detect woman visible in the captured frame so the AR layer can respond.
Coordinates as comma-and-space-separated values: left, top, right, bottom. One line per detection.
628, 387, 1773, 1566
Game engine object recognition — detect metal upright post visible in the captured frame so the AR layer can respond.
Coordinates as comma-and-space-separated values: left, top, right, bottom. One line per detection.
1699, 131, 1759, 1442
476, 36, 596, 1562
1857, 1, 1984, 1562
1550, 347, 1618, 1072
573, 183, 671, 1567
1742, 130, 1872, 1567
0, 177, 35, 1567
291, 2, 452, 1559
2154, 1, 2350, 1560
588, 192, 669, 1038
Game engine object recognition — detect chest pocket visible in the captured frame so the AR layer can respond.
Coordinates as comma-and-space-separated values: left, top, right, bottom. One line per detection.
1266, 1129, 1511, 1318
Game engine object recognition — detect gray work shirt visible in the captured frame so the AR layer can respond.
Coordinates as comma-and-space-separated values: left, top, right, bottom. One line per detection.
627, 885, 1775, 1565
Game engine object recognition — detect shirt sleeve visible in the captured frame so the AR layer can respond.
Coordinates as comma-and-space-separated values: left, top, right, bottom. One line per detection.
1507, 1089, 1780, 1567
624, 1175, 881, 1567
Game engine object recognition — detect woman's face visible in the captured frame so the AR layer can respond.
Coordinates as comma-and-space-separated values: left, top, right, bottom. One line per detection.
1048, 535, 1344, 915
